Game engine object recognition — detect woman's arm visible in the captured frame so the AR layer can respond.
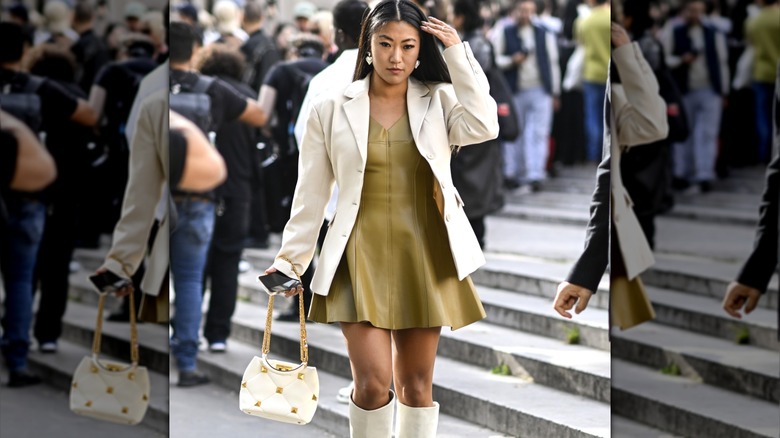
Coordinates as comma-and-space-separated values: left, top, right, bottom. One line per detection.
612, 41, 669, 148
441, 42, 500, 147
270, 103, 336, 279
422, 17, 498, 146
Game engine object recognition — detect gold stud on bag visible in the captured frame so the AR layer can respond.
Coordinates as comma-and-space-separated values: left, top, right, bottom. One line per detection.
239, 256, 320, 425
69, 291, 150, 425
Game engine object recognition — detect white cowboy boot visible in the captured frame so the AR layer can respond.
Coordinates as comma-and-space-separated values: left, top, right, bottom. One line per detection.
395, 400, 440, 438
349, 390, 395, 438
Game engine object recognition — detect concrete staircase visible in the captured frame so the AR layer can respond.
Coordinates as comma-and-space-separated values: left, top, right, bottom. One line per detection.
27, 163, 777, 437
518, 165, 780, 437
205, 164, 617, 437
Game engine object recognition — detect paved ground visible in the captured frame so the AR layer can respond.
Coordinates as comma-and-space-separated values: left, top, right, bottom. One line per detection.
169, 379, 336, 438
0, 376, 164, 438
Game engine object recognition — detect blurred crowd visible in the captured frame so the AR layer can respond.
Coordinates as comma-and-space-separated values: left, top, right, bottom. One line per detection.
2, 0, 777, 388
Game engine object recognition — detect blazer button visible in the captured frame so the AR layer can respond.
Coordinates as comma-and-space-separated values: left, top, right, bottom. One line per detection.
357, 169, 363, 173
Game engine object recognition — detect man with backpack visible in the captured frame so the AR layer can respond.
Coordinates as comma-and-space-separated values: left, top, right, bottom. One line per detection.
257, 33, 328, 322
167, 21, 267, 385
0, 22, 97, 387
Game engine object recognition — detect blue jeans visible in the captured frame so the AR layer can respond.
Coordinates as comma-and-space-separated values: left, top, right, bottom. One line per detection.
582, 81, 607, 162
673, 88, 722, 182
170, 199, 215, 372
502, 87, 553, 182
753, 81, 775, 162
1, 199, 46, 371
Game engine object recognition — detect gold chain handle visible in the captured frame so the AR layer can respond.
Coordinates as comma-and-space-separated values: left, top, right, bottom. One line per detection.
92, 289, 140, 366
261, 256, 309, 365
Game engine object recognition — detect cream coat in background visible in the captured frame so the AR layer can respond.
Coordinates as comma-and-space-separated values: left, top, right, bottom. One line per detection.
272, 42, 499, 295
610, 42, 670, 280
100, 88, 169, 321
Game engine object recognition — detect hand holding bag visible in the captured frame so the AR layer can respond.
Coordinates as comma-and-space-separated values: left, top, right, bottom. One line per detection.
239, 257, 319, 425
70, 291, 150, 425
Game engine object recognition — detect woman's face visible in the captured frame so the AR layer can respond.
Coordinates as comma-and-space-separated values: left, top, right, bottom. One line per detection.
369, 20, 421, 88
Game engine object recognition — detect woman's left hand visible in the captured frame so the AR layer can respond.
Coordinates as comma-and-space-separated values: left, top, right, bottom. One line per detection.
421, 16, 461, 48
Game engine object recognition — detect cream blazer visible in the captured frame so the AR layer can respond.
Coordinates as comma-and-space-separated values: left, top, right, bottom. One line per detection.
101, 88, 169, 319
610, 42, 670, 280
272, 42, 499, 296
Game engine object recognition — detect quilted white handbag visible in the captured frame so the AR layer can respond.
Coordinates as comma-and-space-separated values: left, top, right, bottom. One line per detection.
70, 291, 150, 425
240, 257, 319, 425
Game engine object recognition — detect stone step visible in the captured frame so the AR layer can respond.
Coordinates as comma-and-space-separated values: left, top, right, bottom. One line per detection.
645, 286, 779, 351
193, 337, 512, 438
611, 416, 684, 438
242, 248, 611, 311
24, 338, 169, 435
198, 323, 609, 437
645, 255, 778, 311
59, 300, 170, 375
237, 268, 610, 352
496, 203, 589, 227
612, 321, 779, 403
168, 372, 338, 437
229, 300, 610, 404
497, 198, 761, 228
612, 359, 780, 438
0, 372, 165, 438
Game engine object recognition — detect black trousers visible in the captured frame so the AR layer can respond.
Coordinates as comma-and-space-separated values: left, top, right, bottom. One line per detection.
33, 198, 77, 343
203, 198, 251, 343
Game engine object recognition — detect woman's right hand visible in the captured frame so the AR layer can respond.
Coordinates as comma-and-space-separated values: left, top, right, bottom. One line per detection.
264, 266, 304, 298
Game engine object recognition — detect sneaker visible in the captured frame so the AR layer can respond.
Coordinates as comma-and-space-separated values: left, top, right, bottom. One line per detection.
39, 342, 57, 353
7, 370, 42, 387
209, 342, 227, 353
336, 381, 354, 404
178, 371, 210, 387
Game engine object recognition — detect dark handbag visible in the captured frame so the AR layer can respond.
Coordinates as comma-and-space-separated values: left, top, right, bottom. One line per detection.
485, 67, 520, 142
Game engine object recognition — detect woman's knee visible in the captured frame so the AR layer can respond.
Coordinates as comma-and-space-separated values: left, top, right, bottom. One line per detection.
395, 375, 433, 407
352, 377, 392, 409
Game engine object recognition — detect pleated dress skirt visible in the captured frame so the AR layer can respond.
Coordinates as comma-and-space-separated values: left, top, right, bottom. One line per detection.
308, 112, 486, 330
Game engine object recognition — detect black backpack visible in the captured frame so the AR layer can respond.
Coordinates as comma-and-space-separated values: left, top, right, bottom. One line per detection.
1, 74, 45, 136
289, 66, 314, 127
169, 74, 215, 136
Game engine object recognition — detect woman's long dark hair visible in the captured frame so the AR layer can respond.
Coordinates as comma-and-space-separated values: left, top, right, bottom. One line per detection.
353, 0, 451, 84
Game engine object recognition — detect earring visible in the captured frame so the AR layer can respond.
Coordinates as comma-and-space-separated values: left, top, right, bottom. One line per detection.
415, 60, 420, 69
366, 53, 373, 65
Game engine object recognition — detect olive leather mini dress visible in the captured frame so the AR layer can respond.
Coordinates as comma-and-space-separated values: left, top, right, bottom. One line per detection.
308, 112, 486, 330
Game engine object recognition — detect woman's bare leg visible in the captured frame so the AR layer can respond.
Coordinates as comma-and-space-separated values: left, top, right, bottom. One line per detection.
391, 327, 442, 407
341, 321, 393, 410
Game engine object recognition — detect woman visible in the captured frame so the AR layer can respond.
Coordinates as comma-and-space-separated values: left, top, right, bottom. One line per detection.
264, 0, 498, 436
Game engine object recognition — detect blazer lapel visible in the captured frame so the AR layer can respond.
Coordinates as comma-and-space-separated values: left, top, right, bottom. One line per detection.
407, 78, 431, 147
343, 76, 371, 164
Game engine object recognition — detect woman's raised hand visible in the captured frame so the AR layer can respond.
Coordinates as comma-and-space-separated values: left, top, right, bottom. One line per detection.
421, 16, 461, 48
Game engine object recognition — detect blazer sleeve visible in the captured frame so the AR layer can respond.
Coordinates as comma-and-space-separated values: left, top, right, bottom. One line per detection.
612, 42, 669, 148
441, 42, 500, 147
566, 152, 610, 293
272, 103, 336, 279
736, 140, 780, 293
100, 94, 167, 278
